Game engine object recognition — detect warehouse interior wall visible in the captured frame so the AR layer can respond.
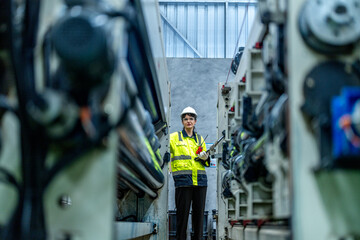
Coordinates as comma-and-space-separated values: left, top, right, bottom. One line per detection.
167, 58, 234, 236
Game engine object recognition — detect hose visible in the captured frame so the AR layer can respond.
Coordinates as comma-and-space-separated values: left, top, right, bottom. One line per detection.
117, 110, 164, 189
117, 163, 158, 199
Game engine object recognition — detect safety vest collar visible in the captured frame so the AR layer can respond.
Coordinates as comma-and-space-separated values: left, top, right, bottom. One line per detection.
180, 129, 199, 144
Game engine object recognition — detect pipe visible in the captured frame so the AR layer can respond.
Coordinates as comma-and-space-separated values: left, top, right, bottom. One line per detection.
117, 163, 157, 199
117, 110, 164, 189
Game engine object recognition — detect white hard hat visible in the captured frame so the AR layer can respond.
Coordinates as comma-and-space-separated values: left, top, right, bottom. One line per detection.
180, 106, 197, 117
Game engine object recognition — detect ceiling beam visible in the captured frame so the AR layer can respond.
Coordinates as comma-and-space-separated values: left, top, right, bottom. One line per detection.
160, 12, 203, 58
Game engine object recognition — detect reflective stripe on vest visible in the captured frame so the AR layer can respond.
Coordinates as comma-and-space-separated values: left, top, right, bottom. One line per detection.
171, 155, 191, 161
172, 170, 192, 176
172, 170, 206, 176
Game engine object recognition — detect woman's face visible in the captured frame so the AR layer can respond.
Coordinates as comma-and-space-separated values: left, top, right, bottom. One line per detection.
182, 114, 196, 130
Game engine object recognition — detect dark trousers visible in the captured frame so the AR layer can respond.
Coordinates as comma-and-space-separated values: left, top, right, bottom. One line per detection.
175, 186, 207, 240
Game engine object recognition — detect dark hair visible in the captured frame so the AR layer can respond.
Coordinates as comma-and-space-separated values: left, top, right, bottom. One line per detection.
181, 113, 197, 120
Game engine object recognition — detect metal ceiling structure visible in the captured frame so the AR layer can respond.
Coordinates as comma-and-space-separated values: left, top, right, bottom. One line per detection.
159, 0, 257, 58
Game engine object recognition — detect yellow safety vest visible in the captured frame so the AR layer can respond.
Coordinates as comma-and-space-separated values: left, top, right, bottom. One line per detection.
170, 130, 208, 187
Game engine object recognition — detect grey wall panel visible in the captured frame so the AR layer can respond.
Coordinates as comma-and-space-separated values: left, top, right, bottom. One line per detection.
167, 58, 234, 143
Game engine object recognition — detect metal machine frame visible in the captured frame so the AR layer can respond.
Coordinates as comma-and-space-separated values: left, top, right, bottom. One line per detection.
0, 0, 170, 240
216, 0, 360, 239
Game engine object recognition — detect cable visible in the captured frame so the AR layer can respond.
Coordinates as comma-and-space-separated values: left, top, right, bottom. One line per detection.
0, 95, 18, 115
43, 140, 96, 188
105, 9, 135, 25
251, 133, 268, 154
6, 1, 61, 238
225, 3, 249, 85
0, 168, 21, 240
0, 167, 21, 192
42, 28, 52, 87
43, 119, 114, 188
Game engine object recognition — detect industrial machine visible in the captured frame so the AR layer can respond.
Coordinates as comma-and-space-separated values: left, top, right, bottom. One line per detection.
0, 0, 170, 240
217, 0, 360, 239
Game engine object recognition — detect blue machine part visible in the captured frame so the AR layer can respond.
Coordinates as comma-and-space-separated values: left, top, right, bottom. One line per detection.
332, 87, 360, 158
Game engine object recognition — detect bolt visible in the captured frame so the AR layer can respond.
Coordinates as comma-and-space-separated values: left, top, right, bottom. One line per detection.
306, 78, 315, 88
326, 2, 352, 26
334, 4, 347, 14
58, 195, 72, 209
